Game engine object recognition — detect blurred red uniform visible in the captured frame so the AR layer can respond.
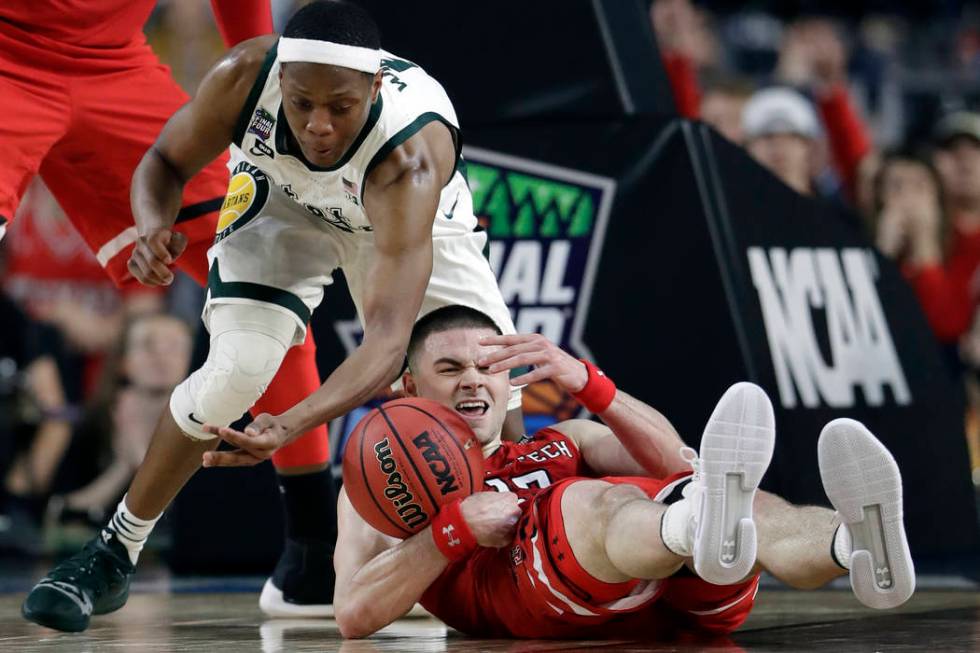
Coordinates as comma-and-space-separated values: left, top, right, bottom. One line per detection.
0, 0, 328, 467
421, 428, 759, 639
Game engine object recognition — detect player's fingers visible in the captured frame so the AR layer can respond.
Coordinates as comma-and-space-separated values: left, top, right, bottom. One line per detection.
479, 340, 542, 367
478, 333, 538, 347
146, 231, 174, 264
128, 251, 166, 286
167, 231, 188, 259
510, 366, 554, 387
210, 425, 255, 449
487, 351, 544, 374
202, 449, 263, 468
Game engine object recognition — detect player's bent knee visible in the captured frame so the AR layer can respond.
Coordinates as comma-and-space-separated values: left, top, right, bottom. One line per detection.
170, 328, 289, 440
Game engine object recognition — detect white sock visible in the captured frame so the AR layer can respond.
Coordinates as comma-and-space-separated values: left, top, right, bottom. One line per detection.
660, 498, 694, 557
832, 524, 853, 570
106, 495, 160, 565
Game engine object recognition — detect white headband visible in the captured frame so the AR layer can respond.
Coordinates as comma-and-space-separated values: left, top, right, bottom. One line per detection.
278, 37, 381, 74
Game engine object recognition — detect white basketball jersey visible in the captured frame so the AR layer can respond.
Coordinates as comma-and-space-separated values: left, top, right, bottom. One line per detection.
230, 39, 478, 238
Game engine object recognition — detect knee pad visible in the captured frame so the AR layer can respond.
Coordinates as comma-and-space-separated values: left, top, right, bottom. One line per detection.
171, 304, 295, 440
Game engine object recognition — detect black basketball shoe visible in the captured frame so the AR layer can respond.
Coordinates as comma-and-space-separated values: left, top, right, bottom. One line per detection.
259, 538, 336, 617
22, 529, 134, 632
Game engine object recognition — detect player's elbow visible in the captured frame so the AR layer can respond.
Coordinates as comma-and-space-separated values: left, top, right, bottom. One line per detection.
334, 602, 381, 639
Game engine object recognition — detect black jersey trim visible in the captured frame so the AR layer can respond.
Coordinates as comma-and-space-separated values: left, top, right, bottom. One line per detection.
274, 94, 384, 172
207, 259, 310, 324
359, 112, 460, 203
233, 40, 280, 147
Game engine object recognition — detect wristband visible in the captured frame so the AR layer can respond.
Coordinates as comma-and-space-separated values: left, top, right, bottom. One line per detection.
431, 499, 478, 561
572, 359, 617, 413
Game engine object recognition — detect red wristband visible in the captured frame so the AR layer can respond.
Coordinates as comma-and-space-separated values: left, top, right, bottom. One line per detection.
431, 499, 478, 561
572, 359, 617, 413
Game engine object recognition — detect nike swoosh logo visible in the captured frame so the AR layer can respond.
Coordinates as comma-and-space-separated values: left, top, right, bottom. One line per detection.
444, 195, 459, 220
188, 412, 204, 425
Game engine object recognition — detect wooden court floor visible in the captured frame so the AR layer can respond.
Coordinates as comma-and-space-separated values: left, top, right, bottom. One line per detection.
2, 584, 979, 652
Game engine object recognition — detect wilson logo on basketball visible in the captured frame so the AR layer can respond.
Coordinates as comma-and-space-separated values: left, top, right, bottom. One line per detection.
374, 438, 428, 529
411, 431, 460, 496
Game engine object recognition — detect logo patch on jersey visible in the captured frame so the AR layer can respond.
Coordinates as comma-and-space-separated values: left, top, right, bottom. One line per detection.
247, 107, 276, 141
342, 177, 360, 205
465, 147, 616, 427
215, 162, 270, 244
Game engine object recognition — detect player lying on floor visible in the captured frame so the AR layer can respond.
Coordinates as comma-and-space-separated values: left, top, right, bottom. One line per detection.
220, 305, 916, 639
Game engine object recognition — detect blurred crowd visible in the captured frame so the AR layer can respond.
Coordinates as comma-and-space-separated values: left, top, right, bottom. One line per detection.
651, 0, 980, 474
3, 0, 980, 558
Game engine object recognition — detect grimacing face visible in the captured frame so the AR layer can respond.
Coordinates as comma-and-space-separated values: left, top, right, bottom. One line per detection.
402, 327, 511, 454
279, 62, 382, 167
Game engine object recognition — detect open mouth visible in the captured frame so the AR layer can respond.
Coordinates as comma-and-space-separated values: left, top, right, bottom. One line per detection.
455, 400, 489, 418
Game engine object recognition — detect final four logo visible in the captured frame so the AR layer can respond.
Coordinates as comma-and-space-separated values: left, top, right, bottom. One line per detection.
464, 147, 616, 424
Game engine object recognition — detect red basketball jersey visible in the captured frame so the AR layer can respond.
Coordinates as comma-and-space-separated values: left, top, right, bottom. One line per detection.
421, 427, 593, 635
481, 427, 591, 499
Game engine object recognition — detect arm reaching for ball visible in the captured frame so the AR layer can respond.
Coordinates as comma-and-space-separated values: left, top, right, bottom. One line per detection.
478, 333, 689, 478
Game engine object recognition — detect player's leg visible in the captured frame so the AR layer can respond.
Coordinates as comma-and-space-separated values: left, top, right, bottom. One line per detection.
0, 56, 69, 237
561, 479, 685, 582
22, 301, 297, 632
255, 332, 338, 618
751, 491, 844, 589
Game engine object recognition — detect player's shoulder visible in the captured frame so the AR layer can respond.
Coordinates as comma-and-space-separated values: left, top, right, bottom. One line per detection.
201, 35, 278, 103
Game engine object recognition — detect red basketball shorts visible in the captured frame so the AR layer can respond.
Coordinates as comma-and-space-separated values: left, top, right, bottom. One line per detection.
0, 36, 225, 288
423, 473, 759, 639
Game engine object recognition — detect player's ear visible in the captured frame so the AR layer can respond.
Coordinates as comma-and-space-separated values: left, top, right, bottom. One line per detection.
370, 70, 382, 101
402, 370, 419, 397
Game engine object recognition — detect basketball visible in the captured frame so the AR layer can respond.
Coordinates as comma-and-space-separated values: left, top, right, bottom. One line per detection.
342, 397, 484, 538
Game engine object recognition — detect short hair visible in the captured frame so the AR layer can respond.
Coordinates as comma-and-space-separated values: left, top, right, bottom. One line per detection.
407, 306, 502, 371
282, 0, 381, 49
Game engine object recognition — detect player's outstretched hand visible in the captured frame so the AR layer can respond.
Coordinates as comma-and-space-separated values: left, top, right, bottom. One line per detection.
479, 333, 588, 393
200, 413, 289, 467
459, 491, 521, 548
127, 228, 187, 286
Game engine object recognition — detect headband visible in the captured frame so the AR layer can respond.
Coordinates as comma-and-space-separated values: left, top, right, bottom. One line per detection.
278, 37, 381, 74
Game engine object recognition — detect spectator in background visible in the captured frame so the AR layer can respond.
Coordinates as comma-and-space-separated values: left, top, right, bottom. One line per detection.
48, 314, 193, 534
870, 150, 967, 346
699, 77, 755, 144
742, 87, 821, 196
0, 247, 72, 556
775, 18, 872, 200
4, 179, 164, 400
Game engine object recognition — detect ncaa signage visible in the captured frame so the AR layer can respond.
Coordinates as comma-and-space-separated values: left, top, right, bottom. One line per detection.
747, 246, 911, 410
464, 147, 616, 424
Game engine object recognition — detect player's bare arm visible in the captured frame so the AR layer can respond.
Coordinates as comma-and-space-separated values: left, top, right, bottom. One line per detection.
128, 35, 276, 286
479, 333, 689, 477
202, 122, 456, 467
334, 486, 520, 639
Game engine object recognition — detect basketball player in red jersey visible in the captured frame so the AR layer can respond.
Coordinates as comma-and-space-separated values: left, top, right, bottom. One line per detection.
321, 305, 915, 640
0, 0, 337, 617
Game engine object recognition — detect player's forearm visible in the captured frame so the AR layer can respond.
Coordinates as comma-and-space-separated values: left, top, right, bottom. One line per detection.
279, 335, 406, 440
335, 527, 447, 638
599, 391, 689, 476
130, 147, 185, 234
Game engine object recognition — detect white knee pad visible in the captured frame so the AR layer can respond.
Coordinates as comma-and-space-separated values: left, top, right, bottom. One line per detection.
171, 303, 297, 440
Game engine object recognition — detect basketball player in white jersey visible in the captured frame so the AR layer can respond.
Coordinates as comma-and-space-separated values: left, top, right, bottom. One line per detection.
23, 0, 521, 632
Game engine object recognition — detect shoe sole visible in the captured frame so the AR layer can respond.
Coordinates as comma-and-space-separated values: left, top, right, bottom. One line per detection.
22, 600, 89, 633
818, 418, 915, 609
693, 382, 775, 586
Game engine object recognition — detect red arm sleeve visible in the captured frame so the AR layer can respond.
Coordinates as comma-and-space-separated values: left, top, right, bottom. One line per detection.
907, 227, 980, 342
661, 52, 701, 119
210, 0, 274, 47
816, 84, 872, 199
